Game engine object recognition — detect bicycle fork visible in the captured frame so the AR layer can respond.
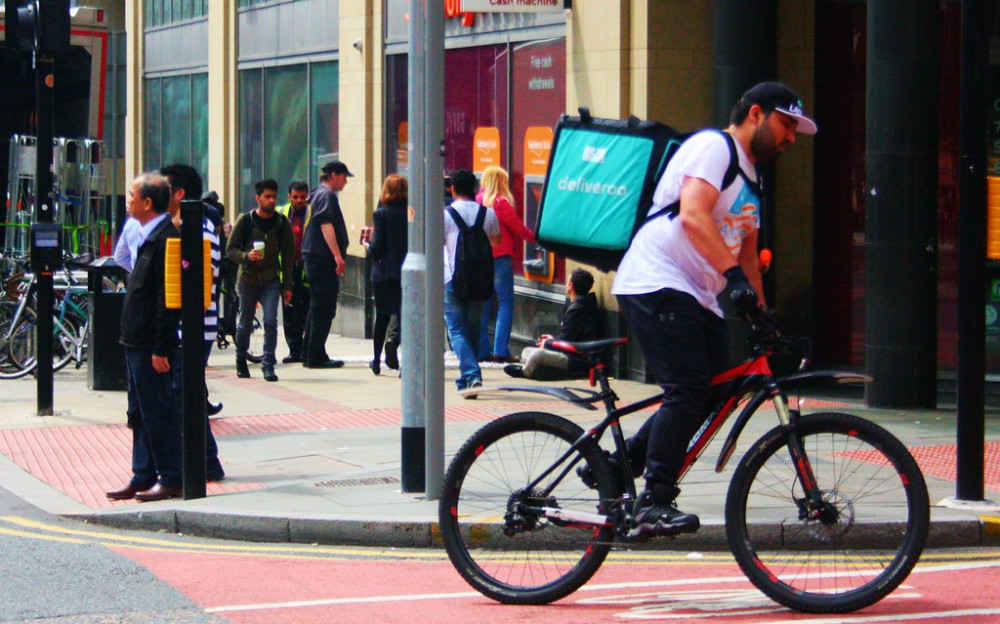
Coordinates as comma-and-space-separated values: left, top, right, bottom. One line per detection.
773, 391, 831, 523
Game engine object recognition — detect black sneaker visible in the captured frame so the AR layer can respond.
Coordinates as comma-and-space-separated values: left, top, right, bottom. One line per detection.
628, 493, 700, 540
384, 340, 399, 370
503, 364, 525, 378
236, 358, 250, 379
262, 366, 278, 382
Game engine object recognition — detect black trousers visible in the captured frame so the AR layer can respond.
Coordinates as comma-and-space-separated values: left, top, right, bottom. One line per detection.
618, 289, 730, 498
302, 255, 340, 365
282, 263, 310, 359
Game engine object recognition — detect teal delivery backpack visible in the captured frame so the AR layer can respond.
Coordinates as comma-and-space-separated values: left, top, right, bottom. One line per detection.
535, 108, 681, 272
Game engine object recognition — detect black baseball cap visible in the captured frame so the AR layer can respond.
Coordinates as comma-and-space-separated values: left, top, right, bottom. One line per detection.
740, 82, 817, 135
321, 160, 354, 177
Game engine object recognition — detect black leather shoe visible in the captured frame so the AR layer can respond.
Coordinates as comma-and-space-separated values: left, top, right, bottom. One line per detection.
106, 481, 154, 501
369, 359, 381, 376
262, 366, 278, 382
134, 483, 183, 502
503, 364, 526, 378
304, 359, 345, 369
282, 355, 302, 364
206, 470, 226, 482
206, 401, 224, 416
236, 358, 250, 378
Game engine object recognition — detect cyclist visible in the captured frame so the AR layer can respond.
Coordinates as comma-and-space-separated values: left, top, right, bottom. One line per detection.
609, 82, 817, 538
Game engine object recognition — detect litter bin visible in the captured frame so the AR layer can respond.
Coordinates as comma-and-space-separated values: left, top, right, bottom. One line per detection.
87, 257, 128, 391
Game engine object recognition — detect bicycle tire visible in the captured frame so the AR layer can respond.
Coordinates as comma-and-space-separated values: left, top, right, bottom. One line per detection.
7, 308, 75, 374
0, 300, 28, 379
439, 411, 619, 605
725, 412, 929, 613
246, 310, 264, 364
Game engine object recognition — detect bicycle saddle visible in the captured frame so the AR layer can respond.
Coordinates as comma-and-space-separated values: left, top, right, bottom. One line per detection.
543, 337, 628, 358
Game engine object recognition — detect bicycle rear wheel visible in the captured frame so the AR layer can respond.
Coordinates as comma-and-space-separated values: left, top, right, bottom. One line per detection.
7, 309, 75, 374
439, 411, 619, 605
726, 412, 929, 613
0, 300, 28, 379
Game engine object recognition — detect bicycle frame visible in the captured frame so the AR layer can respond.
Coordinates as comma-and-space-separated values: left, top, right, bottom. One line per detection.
518, 353, 869, 526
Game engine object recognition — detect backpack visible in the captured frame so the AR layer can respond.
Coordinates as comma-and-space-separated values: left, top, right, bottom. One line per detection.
534, 108, 751, 272
447, 205, 494, 302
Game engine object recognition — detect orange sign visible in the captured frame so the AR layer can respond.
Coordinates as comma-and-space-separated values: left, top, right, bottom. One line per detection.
397, 122, 409, 169
523, 126, 553, 177
473, 127, 501, 174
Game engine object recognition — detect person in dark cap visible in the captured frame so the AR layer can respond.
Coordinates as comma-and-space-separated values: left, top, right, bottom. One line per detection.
601, 81, 817, 540
300, 160, 353, 369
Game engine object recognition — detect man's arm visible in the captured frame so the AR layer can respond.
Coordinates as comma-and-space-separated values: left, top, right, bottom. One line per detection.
113, 223, 133, 273
321, 222, 346, 276
226, 214, 248, 266
676, 177, 736, 274
735, 228, 765, 308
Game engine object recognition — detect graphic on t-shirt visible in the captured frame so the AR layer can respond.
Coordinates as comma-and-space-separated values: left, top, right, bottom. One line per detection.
718, 183, 760, 255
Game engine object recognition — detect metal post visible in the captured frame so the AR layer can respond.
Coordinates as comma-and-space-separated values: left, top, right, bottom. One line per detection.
35, 51, 55, 416
401, 0, 429, 493
422, 1, 446, 500
956, 0, 987, 502
180, 199, 206, 499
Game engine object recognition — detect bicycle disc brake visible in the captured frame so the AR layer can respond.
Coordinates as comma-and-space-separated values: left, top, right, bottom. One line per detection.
794, 489, 856, 542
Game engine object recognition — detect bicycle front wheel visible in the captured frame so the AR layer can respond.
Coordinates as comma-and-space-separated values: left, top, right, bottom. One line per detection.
439, 411, 619, 605
246, 308, 264, 364
726, 412, 929, 613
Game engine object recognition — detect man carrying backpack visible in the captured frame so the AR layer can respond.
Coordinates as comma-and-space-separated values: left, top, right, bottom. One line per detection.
608, 82, 817, 540
227, 178, 295, 382
443, 169, 500, 396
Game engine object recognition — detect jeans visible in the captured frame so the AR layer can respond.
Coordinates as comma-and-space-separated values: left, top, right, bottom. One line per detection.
478, 255, 515, 358
302, 255, 340, 365
618, 289, 730, 494
282, 263, 310, 359
444, 279, 486, 390
169, 347, 224, 477
236, 281, 281, 367
124, 346, 183, 488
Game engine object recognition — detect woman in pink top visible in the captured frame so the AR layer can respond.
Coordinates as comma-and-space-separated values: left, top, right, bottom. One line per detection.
476, 165, 535, 362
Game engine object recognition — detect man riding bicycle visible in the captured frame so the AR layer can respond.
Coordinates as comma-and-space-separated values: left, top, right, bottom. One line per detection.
609, 82, 817, 539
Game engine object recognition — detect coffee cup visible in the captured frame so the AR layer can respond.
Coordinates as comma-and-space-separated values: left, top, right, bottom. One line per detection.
253, 241, 265, 258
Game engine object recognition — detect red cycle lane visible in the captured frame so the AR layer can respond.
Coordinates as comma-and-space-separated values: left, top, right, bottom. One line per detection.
112, 547, 1000, 624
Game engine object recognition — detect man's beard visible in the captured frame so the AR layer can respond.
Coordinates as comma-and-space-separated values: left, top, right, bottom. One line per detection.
750, 124, 784, 164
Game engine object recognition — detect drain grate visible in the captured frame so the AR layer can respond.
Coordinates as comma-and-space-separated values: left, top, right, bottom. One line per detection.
315, 476, 400, 488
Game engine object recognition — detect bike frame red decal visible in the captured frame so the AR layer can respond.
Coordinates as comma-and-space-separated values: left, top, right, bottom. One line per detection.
900, 472, 910, 486
797, 457, 814, 490
474, 445, 484, 456
711, 356, 772, 385
679, 397, 737, 474
450, 506, 457, 516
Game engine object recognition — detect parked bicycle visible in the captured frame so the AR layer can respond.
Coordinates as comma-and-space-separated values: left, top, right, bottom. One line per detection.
438, 307, 929, 614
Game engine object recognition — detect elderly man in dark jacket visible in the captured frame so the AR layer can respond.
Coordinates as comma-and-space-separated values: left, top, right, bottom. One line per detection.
504, 268, 602, 380
106, 173, 185, 502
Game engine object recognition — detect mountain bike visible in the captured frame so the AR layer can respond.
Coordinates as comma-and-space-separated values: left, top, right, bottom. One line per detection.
215, 282, 264, 364
438, 308, 929, 614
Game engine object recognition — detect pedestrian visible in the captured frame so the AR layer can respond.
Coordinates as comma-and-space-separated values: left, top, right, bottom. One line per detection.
475, 165, 535, 363
364, 173, 408, 375
605, 81, 816, 539
276, 181, 312, 364
503, 268, 602, 381
226, 178, 295, 382
301, 161, 352, 369
443, 169, 501, 396
159, 164, 226, 483
106, 173, 184, 502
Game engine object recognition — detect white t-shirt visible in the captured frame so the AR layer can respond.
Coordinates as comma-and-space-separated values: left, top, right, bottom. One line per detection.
611, 131, 760, 318
443, 199, 500, 283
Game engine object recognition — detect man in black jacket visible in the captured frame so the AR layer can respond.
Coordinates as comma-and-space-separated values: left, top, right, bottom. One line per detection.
106, 173, 185, 502
504, 268, 602, 380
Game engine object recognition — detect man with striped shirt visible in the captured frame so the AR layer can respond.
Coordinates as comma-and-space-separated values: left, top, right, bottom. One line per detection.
160, 164, 225, 482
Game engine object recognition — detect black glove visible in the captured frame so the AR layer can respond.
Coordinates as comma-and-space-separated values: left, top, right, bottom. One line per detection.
724, 266, 758, 315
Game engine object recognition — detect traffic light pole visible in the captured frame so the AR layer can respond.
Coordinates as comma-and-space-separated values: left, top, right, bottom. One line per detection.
35, 50, 55, 416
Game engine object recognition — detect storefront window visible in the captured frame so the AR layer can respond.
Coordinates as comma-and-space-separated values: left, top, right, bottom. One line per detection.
238, 69, 263, 211
264, 64, 309, 192
443, 45, 508, 173
144, 78, 162, 168
144, 73, 208, 182
310, 61, 339, 183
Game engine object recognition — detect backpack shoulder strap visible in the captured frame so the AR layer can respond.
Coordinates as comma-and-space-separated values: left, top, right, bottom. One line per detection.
446, 205, 468, 232
474, 204, 487, 229
717, 130, 741, 191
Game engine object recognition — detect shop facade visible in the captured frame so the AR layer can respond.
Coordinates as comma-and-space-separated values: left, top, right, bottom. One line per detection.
123, 1, 997, 401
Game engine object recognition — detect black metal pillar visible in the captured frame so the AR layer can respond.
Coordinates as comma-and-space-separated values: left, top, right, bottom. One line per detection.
180, 199, 206, 500
712, 0, 776, 128
955, 0, 987, 502
864, 0, 939, 408
35, 51, 55, 416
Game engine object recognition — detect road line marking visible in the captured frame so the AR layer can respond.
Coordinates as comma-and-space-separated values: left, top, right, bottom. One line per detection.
757, 608, 1000, 623
206, 591, 482, 613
